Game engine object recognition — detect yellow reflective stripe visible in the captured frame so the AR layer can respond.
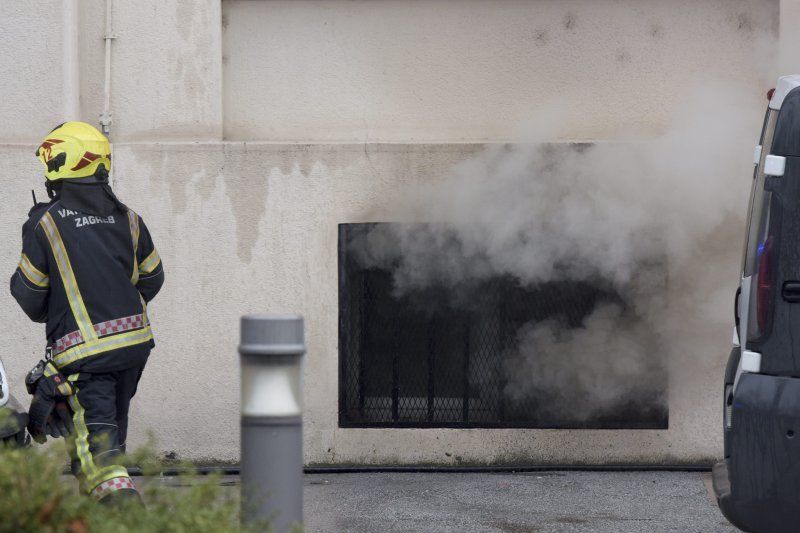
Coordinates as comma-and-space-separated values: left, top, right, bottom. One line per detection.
41, 213, 96, 343
140, 294, 149, 329
68, 389, 129, 493
138, 248, 161, 275
44, 362, 72, 395
127, 210, 140, 285
53, 325, 153, 369
18, 253, 49, 287
69, 389, 97, 481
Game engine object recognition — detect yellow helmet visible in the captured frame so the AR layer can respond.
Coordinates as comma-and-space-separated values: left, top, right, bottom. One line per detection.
36, 121, 111, 181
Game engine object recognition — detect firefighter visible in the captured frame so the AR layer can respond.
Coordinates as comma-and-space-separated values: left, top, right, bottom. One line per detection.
9, 121, 164, 504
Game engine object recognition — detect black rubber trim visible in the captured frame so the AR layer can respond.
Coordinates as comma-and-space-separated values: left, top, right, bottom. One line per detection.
96, 463, 713, 477
302, 464, 713, 474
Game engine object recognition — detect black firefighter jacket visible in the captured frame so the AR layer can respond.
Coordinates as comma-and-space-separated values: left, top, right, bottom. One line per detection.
10, 183, 164, 373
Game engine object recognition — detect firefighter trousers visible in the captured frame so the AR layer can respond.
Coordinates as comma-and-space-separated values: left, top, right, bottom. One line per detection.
65, 365, 145, 500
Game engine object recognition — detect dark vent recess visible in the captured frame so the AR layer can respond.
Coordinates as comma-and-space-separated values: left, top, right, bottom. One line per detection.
338, 223, 668, 429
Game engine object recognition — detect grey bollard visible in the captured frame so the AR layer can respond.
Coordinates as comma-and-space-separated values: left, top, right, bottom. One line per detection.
239, 315, 304, 531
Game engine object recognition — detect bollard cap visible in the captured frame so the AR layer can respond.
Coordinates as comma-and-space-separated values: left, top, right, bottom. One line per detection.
239, 315, 305, 358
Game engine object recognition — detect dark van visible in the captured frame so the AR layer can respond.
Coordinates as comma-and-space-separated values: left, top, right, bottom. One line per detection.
713, 74, 800, 532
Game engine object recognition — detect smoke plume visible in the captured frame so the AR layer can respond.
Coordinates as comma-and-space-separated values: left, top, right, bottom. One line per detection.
352, 84, 765, 422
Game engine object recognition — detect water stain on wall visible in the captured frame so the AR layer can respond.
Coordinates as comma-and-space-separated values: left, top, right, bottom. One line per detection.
221, 143, 270, 262
650, 24, 663, 39
563, 12, 576, 30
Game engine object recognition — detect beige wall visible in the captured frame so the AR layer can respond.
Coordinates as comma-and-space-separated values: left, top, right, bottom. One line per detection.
1, 141, 735, 464
0, 0, 788, 464
0, 1, 70, 142
780, 0, 800, 74
222, 0, 778, 142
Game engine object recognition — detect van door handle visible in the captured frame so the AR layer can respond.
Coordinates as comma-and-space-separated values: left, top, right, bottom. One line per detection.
782, 281, 800, 302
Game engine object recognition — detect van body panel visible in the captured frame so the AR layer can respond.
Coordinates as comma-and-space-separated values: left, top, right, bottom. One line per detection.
772, 87, 800, 156
723, 346, 740, 458
734, 276, 752, 391
757, 157, 800, 376
715, 373, 800, 533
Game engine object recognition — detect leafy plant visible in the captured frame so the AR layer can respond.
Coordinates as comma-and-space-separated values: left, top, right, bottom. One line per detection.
0, 431, 269, 533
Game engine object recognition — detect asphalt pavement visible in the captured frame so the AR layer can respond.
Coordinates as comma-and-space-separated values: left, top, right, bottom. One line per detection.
302, 471, 736, 533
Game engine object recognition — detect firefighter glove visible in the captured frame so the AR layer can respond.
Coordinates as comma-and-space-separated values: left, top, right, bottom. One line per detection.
26, 360, 74, 444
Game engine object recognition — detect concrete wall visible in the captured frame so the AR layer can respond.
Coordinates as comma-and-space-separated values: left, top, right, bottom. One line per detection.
0, 1, 71, 142
78, 0, 223, 141
223, 0, 778, 141
0, 0, 788, 464
780, 0, 800, 74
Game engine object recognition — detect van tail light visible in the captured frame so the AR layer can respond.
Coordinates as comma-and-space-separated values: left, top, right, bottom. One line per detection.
767, 88, 776, 101
757, 236, 774, 332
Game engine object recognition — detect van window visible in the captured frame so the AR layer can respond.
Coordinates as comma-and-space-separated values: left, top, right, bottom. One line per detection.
743, 109, 779, 277
744, 109, 779, 341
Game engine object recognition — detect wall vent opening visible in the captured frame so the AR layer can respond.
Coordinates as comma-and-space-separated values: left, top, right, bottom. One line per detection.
339, 223, 668, 429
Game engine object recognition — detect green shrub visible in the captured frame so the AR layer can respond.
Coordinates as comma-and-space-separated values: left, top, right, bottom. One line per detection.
0, 440, 267, 533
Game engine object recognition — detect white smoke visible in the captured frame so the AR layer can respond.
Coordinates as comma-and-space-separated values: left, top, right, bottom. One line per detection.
352, 83, 766, 422
503, 303, 660, 422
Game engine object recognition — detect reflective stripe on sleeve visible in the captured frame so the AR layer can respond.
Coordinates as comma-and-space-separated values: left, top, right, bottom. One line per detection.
127, 210, 140, 285
138, 248, 161, 275
139, 294, 149, 331
18, 253, 49, 287
40, 212, 97, 343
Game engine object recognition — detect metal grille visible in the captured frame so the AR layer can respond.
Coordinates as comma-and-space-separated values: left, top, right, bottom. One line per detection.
339, 224, 668, 429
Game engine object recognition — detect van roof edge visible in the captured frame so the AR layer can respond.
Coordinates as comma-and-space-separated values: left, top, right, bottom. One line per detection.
769, 75, 800, 111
